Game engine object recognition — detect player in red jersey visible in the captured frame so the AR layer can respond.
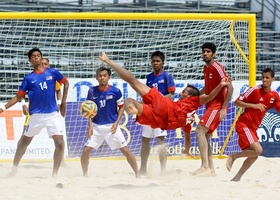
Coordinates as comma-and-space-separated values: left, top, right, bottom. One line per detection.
98, 52, 231, 131
192, 42, 234, 176
226, 68, 280, 181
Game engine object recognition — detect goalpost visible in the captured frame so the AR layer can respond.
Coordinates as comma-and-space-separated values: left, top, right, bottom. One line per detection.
0, 12, 256, 161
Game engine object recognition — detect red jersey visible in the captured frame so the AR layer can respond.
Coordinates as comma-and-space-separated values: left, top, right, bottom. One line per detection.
204, 61, 228, 108
136, 87, 201, 130
236, 85, 280, 131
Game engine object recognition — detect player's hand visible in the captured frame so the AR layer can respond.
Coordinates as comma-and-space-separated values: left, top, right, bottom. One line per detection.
219, 108, 227, 121
99, 52, 108, 62
253, 103, 266, 112
111, 123, 117, 134
87, 126, 93, 139
220, 77, 232, 87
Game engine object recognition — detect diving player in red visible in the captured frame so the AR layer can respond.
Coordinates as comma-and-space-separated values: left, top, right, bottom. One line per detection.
98, 52, 231, 131
226, 68, 280, 181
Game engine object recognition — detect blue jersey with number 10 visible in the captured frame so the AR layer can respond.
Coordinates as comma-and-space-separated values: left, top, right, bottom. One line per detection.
19, 68, 65, 115
87, 85, 123, 125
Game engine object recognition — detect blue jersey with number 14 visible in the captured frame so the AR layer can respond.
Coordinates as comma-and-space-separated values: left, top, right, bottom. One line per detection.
87, 85, 123, 125
19, 68, 65, 115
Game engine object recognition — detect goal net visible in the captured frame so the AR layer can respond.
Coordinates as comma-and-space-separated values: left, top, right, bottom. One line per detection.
0, 13, 256, 160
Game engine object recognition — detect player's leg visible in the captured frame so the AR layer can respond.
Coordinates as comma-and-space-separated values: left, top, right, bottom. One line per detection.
206, 133, 216, 176
52, 135, 65, 177
155, 135, 167, 175
191, 124, 209, 175
182, 132, 191, 155
6, 135, 33, 177
81, 146, 93, 177
99, 52, 150, 97
119, 146, 140, 178
139, 136, 151, 175
227, 142, 262, 181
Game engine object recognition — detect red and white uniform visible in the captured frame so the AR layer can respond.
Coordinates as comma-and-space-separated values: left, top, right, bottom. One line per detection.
199, 61, 228, 133
136, 87, 201, 130
236, 85, 280, 150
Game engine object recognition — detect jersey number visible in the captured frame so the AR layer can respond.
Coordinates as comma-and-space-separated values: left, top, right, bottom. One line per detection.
99, 99, 106, 108
39, 81, 48, 90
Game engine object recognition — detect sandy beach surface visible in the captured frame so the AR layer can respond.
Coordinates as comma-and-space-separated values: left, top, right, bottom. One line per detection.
0, 156, 279, 200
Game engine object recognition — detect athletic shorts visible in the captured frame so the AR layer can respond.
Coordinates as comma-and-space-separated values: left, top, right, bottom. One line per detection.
142, 125, 167, 138
199, 106, 222, 133
85, 123, 127, 150
182, 123, 192, 133
136, 87, 169, 129
236, 121, 259, 150
24, 112, 63, 138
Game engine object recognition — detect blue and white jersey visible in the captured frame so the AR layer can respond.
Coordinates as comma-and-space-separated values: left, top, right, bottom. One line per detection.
146, 70, 176, 95
87, 85, 123, 125
19, 68, 65, 115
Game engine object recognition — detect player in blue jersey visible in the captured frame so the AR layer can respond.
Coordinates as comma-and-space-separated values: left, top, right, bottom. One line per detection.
80, 66, 140, 178
0, 47, 69, 177
139, 50, 176, 176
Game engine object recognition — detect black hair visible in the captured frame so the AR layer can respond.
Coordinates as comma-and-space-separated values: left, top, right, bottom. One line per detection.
262, 67, 275, 78
42, 58, 49, 63
151, 50, 165, 62
96, 66, 111, 77
27, 47, 42, 59
187, 84, 200, 96
201, 42, 216, 54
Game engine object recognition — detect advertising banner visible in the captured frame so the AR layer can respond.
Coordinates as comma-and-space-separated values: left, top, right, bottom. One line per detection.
0, 79, 280, 159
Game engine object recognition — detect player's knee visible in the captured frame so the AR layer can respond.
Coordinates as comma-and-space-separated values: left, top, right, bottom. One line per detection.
254, 146, 263, 155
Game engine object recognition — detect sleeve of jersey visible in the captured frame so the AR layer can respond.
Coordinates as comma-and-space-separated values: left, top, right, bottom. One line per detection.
18, 78, 28, 97
166, 72, 176, 93
236, 87, 254, 102
116, 89, 124, 108
274, 95, 280, 113
59, 77, 67, 85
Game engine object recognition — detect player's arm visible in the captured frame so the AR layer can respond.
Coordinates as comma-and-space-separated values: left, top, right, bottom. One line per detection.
165, 91, 175, 99
21, 97, 29, 115
199, 87, 205, 95
234, 99, 266, 111
59, 79, 69, 117
219, 79, 234, 120
199, 77, 230, 105
0, 94, 23, 113
111, 104, 125, 134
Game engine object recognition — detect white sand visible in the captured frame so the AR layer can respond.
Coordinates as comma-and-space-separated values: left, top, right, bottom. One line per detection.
0, 156, 279, 200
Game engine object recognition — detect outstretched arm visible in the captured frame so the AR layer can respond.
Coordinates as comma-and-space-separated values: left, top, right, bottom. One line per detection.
199, 77, 231, 105
0, 94, 23, 113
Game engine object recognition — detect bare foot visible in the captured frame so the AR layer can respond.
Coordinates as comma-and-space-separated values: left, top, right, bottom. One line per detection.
226, 155, 235, 172
181, 152, 194, 158
126, 103, 138, 115
6, 166, 18, 178
210, 170, 217, 177
135, 173, 141, 178
191, 167, 209, 176
138, 168, 147, 176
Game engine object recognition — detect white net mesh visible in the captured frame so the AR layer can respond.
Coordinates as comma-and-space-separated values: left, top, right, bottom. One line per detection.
0, 16, 251, 159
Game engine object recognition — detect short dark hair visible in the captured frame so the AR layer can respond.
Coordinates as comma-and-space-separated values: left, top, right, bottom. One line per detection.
262, 67, 275, 78
96, 66, 111, 77
202, 42, 216, 53
42, 58, 49, 63
187, 84, 200, 96
28, 47, 42, 59
151, 50, 165, 62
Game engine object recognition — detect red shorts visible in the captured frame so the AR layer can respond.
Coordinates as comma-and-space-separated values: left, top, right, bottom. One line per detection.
182, 123, 192, 133
236, 121, 259, 150
136, 87, 170, 129
199, 106, 221, 133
